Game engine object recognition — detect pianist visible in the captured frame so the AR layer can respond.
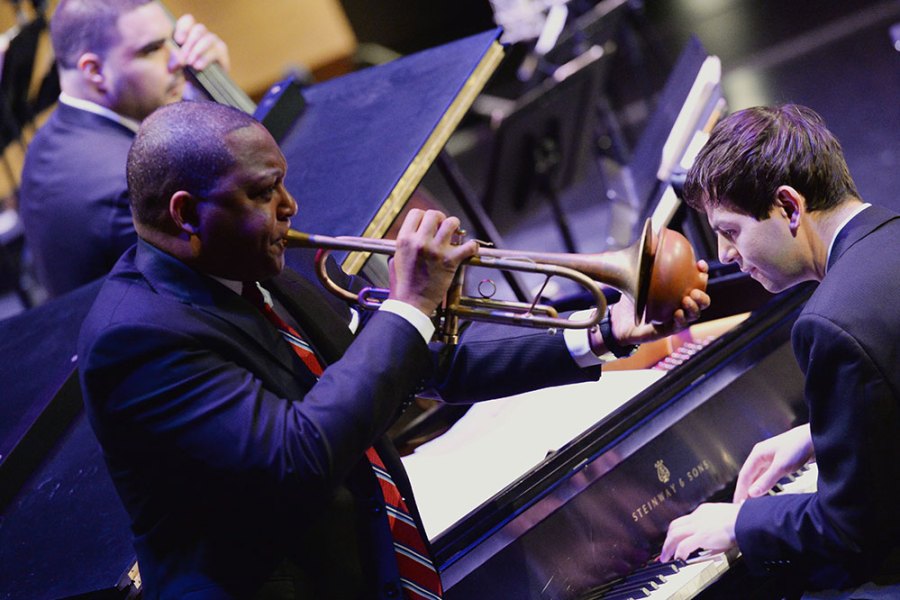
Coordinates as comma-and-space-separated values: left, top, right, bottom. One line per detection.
661, 104, 900, 595
78, 101, 709, 598
18, 0, 231, 297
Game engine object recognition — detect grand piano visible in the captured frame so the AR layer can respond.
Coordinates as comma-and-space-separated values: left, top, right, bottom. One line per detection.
0, 27, 814, 600
403, 282, 812, 599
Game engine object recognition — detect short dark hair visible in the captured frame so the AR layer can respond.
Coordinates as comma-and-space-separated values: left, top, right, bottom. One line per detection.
51, 0, 152, 69
683, 104, 859, 220
127, 101, 261, 230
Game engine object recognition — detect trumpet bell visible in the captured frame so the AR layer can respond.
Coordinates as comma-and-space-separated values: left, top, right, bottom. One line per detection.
644, 226, 706, 324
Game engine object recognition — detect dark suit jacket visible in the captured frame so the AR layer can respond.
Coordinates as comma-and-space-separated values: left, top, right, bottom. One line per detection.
736, 205, 900, 589
19, 102, 137, 297
78, 239, 599, 599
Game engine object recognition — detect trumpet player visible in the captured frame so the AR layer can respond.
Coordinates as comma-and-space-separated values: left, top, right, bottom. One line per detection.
78, 101, 709, 599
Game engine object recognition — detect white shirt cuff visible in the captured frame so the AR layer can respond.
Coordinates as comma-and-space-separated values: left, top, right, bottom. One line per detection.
564, 309, 607, 367
380, 299, 435, 343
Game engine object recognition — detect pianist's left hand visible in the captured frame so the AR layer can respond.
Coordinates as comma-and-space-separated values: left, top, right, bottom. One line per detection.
659, 502, 740, 562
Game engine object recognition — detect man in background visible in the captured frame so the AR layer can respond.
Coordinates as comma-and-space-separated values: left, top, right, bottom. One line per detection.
18, 0, 230, 297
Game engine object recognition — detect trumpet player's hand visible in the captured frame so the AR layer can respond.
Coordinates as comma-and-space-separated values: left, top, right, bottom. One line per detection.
388, 209, 479, 317
608, 260, 710, 346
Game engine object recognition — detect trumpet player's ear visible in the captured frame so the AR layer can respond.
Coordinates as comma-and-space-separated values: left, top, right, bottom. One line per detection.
169, 191, 201, 236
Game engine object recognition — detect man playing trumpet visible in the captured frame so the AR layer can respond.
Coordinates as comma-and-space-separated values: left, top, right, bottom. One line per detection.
78, 101, 709, 599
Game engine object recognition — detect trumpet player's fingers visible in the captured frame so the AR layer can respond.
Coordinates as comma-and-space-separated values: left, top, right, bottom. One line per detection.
681, 288, 711, 322
697, 258, 710, 278
397, 208, 426, 237
434, 215, 479, 262
670, 261, 712, 326
406, 209, 449, 242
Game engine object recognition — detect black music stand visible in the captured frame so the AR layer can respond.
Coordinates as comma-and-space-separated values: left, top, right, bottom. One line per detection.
481, 46, 614, 253
602, 36, 717, 225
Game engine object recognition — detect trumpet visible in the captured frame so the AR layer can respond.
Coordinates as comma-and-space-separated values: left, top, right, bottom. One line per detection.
283, 219, 705, 345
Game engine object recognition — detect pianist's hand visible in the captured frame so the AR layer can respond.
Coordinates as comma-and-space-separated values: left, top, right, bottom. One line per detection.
606, 260, 710, 346
659, 502, 739, 562
732, 424, 814, 502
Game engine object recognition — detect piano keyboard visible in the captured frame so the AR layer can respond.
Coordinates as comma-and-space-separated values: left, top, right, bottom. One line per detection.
579, 553, 733, 600
651, 338, 714, 371
583, 463, 819, 599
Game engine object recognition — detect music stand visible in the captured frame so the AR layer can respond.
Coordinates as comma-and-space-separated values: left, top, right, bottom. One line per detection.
481, 45, 614, 253
593, 35, 723, 250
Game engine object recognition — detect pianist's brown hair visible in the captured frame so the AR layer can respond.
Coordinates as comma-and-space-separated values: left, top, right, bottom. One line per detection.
51, 0, 152, 69
683, 104, 859, 220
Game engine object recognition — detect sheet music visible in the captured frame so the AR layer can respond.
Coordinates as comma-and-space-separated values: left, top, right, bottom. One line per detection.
403, 369, 666, 538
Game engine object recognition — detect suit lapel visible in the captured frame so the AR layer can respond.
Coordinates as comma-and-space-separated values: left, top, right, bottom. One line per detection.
134, 240, 308, 379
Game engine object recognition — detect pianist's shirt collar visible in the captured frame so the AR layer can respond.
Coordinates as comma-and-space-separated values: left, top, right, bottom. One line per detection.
825, 202, 870, 274
58, 92, 141, 133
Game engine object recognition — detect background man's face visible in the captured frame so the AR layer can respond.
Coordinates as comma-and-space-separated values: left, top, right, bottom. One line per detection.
101, 3, 185, 121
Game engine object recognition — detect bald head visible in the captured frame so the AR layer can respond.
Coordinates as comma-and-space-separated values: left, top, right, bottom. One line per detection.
127, 100, 263, 231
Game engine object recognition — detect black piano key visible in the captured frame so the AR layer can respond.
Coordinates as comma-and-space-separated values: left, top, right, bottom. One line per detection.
580, 578, 627, 598
600, 586, 654, 600
578, 560, 682, 599
609, 579, 662, 594
625, 559, 682, 580
604, 580, 660, 596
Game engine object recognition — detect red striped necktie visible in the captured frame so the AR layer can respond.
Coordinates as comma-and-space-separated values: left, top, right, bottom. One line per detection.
366, 448, 443, 600
242, 281, 324, 376
241, 282, 443, 598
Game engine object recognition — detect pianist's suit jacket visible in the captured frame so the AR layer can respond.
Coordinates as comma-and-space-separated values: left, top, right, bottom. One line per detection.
79, 239, 600, 599
736, 204, 900, 589
19, 102, 137, 297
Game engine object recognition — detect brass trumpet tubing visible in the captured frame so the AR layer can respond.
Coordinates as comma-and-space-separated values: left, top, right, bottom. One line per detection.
466, 255, 608, 328
283, 219, 706, 334
313, 248, 359, 303
451, 305, 581, 330
286, 229, 610, 331
459, 297, 559, 319
476, 248, 635, 293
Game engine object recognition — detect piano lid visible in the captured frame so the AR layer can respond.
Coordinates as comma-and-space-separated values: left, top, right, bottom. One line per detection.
273, 28, 505, 275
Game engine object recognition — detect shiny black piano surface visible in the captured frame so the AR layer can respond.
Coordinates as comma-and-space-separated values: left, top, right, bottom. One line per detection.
435, 284, 813, 599
0, 276, 811, 600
